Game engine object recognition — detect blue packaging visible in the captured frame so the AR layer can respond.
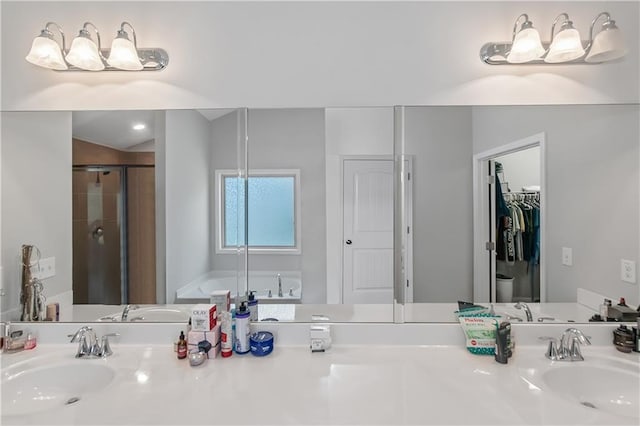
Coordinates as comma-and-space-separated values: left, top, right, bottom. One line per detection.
250, 331, 274, 356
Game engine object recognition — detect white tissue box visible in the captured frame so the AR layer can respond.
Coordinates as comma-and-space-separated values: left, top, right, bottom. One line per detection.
210, 290, 231, 313
191, 304, 217, 331
188, 325, 221, 358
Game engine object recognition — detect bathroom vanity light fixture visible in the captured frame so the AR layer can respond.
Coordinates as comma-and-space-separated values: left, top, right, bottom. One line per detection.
26, 21, 168, 71
480, 11, 627, 65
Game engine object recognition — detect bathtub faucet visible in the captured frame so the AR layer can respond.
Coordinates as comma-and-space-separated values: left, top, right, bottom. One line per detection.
277, 274, 283, 298
514, 302, 533, 322
121, 304, 139, 321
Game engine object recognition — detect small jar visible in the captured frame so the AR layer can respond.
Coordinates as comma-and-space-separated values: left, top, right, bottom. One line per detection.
613, 325, 634, 353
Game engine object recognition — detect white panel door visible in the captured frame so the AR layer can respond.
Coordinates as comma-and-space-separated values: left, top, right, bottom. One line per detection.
343, 159, 394, 304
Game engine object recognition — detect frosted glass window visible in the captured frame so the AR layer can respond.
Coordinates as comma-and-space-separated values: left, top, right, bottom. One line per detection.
219, 171, 300, 252
223, 176, 244, 247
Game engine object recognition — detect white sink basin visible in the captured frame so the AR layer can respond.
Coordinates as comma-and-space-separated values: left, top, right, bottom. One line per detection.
542, 364, 639, 419
1, 362, 115, 417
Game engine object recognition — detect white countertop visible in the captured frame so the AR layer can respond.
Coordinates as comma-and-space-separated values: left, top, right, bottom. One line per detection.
2, 340, 638, 425
3, 321, 638, 426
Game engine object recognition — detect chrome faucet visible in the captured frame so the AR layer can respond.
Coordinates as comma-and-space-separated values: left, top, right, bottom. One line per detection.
121, 304, 139, 321
69, 326, 118, 358
542, 328, 591, 361
277, 274, 283, 298
514, 302, 533, 322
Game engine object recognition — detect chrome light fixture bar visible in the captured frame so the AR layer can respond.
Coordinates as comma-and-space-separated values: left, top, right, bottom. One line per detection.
480, 11, 626, 65
26, 21, 168, 71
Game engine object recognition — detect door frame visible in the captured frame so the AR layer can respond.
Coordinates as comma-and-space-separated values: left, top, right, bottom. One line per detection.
401, 158, 414, 303
472, 132, 547, 303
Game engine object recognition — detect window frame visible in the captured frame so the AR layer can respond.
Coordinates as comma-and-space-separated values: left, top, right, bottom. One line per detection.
215, 169, 302, 255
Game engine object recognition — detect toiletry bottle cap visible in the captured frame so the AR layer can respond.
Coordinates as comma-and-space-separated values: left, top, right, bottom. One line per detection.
619, 297, 627, 306
238, 301, 248, 313
180, 331, 185, 340
248, 291, 255, 301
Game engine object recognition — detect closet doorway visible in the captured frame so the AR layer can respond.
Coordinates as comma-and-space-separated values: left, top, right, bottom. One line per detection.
473, 133, 546, 303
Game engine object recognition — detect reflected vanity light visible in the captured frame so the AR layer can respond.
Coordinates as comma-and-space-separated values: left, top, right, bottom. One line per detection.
132, 123, 146, 130
480, 11, 627, 65
26, 21, 168, 71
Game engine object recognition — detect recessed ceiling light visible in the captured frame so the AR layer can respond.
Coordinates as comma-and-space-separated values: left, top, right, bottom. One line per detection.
132, 123, 146, 130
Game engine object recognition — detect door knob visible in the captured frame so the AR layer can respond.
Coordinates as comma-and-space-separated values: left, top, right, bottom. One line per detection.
345, 240, 352, 245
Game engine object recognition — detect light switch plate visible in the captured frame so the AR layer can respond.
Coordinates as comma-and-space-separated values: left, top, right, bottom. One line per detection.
562, 247, 573, 266
621, 259, 636, 283
31, 257, 56, 280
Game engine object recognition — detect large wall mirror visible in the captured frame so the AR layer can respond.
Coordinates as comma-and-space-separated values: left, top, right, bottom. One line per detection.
396, 104, 639, 323
1, 105, 638, 324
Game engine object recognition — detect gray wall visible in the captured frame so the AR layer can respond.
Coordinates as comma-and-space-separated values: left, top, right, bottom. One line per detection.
247, 109, 327, 304
1, 112, 72, 319
325, 107, 394, 304
210, 110, 243, 275
473, 105, 640, 306
164, 110, 213, 303
404, 107, 474, 302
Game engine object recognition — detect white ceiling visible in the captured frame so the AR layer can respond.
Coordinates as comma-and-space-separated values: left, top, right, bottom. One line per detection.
196, 109, 236, 121
72, 109, 236, 151
72, 110, 156, 151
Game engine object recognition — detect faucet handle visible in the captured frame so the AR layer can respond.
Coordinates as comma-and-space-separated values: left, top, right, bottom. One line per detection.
73, 334, 92, 358
568, 336, 586, 361
99, 333, 119, 358
539, 336, 559, 360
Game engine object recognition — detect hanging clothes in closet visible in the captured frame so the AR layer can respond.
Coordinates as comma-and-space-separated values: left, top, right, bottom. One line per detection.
496, 191, 540, 264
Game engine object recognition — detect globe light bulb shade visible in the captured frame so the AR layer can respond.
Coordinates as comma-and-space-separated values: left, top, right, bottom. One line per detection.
585, 27, 627, 63
25, 35, 68, 70
545, 27, 585, 63
507, 27, 545, 63
107, 37, 143, 70
66, 35, 104, 71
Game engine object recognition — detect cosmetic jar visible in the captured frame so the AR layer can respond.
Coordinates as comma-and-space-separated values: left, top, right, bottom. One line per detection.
250, 331, 274, 357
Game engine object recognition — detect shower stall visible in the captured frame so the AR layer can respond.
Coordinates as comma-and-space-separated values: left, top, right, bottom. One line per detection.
72, 165, 156, 305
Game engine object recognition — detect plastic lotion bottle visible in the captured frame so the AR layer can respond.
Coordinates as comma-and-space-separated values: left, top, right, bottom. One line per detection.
600, 299, 612, 320
248, 291, 258, 321
220, 310, 233, 357
234, 302, 251, 354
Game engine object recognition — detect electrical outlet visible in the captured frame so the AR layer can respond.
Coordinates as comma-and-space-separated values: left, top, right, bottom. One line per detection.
30, 257, 56, 280
562, 247, 573, 266
621, 259, 636, 284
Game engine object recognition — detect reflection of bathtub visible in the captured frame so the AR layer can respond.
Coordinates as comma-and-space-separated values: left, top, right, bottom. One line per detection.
176, 271, 302, 303
97, 305, 191, 322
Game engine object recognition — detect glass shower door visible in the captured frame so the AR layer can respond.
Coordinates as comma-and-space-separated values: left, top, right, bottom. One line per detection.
72, 167, 125, 305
